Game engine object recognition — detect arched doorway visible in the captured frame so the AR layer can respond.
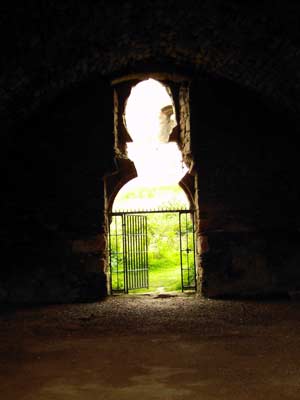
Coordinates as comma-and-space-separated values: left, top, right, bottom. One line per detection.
106, 78, 198, 294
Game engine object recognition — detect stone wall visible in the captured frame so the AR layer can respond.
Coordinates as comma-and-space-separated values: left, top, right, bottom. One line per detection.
190, 76, 300, 297
200, 231, 300, 298
1, 78, 114, 304
1, 70, 299, 304
1, 1, 299, 130
1, 2, 300, 303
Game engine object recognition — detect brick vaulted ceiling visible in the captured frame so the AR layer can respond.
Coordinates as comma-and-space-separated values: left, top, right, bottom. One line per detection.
1, 0, 299, 128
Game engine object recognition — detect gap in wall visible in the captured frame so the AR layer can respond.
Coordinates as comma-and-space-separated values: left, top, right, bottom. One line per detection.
110, 79, 193, 294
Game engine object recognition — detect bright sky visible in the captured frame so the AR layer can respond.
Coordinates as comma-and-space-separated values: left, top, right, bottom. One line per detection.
125, 78, 172, 143
125, 78, 188, 186
113, 79, 189, 210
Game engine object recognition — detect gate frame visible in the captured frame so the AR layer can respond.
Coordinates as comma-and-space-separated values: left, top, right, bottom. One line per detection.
109, 208, 197, 294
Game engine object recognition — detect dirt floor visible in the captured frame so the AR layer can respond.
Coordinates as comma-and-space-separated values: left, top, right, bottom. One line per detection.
1, 293, 300, 400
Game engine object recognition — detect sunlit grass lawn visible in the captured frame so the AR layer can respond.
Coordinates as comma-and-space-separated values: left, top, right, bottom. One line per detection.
110, 210, 194, 294
130, 253, 182, 293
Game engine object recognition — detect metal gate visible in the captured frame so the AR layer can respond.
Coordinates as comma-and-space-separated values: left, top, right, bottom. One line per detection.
109, 209, 196, 294
179, 211, 197, 291
109, 213, 149, 293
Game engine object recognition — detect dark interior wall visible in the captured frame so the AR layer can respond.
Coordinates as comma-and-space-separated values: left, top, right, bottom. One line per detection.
190, 77, 300, 296
1, 1, 299, 129
1, 78, 114, 304
191, 77, 299, 230
1, 1, 299, 303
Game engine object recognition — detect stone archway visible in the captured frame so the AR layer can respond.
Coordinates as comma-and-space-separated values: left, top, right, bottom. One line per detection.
105, 74, 197, 210
103, 73, 203, 295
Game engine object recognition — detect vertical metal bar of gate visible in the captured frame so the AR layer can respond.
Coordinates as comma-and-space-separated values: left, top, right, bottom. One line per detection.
134, 216, 138, 288
179, 210, 197, 291
128, 215, 133, 290
145, 217, 149, 288
108, 217, 113, 292
135, 216, 139, 288
122, 213, 129, 293
131, 215, 135, 289
179, 212, 183, 291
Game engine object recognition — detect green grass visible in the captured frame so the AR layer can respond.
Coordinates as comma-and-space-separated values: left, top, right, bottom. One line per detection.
131, 212, 182, 293
110, 252, 183, 294
113, 183, 189, 211
110, 205, 195, 294
130, 254, 182, 294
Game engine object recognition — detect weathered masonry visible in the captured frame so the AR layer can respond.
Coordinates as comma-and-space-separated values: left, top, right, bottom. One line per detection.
104, 75, 201, 295
1, 2, 300, 304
